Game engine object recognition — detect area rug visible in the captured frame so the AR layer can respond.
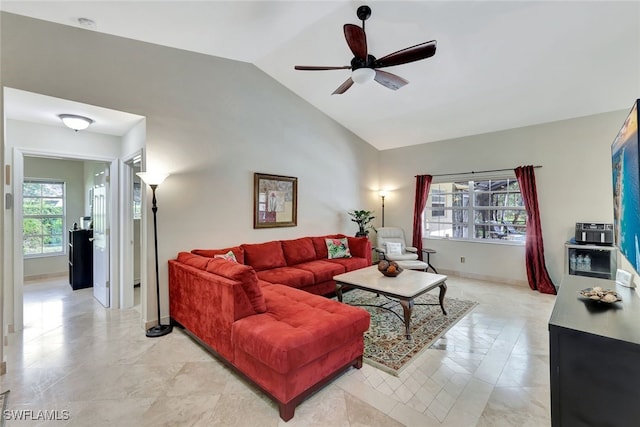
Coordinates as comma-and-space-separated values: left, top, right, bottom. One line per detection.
339, 290, 477, 376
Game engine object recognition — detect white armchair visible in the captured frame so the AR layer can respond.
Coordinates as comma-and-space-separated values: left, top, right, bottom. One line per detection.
375, 227, 419, 261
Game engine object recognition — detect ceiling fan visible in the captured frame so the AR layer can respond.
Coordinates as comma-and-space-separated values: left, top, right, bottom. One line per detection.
294, 5, 437, 95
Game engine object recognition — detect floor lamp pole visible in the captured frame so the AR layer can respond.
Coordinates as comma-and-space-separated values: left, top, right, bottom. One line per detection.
381, 194, 385, 227
146, 183, 172, 338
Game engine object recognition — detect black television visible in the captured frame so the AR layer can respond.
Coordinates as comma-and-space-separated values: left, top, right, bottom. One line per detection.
611, 99, 640, 273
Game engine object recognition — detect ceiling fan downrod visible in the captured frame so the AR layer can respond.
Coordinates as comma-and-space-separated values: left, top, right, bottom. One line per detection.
357, 5, 371, 32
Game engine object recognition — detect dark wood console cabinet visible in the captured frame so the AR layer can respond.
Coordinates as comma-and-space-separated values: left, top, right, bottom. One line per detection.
69, 229, 93, 290
549, 276, 640, 426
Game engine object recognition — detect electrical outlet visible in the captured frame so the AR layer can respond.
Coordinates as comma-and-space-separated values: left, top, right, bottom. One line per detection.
460, 256, 465, 263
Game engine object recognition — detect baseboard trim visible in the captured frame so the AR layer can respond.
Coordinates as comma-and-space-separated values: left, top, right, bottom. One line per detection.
143, 316, 171, 331
24, 272, 67, 282
439, 269, 528, 287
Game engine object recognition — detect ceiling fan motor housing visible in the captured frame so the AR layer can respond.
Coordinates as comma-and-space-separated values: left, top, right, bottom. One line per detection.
351, 54, 376, 70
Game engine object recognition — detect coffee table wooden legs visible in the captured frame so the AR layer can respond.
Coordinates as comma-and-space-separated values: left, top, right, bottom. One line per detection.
438, 283, 448, 315
399, 299, 414, 339
335, 279, 448, 340
400, 283, 447, 340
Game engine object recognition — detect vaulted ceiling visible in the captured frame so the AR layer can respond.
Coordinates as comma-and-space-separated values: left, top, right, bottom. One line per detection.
2, 1, 639, 149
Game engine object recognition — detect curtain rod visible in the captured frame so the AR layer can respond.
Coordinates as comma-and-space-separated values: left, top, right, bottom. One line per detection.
422, 165, 542, 178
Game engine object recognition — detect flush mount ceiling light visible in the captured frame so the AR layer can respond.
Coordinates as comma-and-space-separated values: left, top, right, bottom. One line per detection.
58, 114, 94, 132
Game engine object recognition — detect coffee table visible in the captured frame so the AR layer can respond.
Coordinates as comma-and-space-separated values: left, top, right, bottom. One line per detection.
334, 266, 448, 339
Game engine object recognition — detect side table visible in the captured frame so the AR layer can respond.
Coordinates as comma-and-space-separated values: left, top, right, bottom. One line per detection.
422, 248, 438, 274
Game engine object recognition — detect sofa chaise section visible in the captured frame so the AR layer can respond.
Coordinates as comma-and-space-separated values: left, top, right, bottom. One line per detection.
168, 250, 370, 421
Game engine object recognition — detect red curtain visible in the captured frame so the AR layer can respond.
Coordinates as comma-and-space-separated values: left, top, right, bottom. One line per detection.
412, 175, 432, 260
515, 166, 556, 295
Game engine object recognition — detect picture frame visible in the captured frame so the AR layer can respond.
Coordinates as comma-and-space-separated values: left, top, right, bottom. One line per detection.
254, 173, 297, 228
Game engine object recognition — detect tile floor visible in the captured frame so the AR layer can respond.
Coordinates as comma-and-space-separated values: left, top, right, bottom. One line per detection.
1, 275, 556, 426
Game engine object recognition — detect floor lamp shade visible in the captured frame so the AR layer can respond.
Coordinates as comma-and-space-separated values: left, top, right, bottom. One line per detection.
137, 172, 173, 338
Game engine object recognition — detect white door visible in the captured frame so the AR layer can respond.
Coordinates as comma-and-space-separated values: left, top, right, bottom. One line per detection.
93, 165, 110, 307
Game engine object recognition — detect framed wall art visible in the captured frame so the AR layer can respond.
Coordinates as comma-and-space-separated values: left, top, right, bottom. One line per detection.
254, 173, 297, 228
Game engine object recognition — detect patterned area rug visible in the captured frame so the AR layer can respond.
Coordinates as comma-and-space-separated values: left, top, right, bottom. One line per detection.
340, 289, 477, 376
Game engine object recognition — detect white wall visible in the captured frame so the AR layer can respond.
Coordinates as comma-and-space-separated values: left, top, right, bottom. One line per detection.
379, 110, 628, 285
1, 13, 379, 327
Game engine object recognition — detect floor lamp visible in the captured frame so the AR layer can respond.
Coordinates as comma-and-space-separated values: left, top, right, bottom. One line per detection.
137, 171, 173, 338
379, 190, 387, 227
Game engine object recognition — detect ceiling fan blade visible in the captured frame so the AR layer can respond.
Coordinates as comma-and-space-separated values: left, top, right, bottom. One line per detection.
344, 24, 367, 60
294, 65, 352, 71
374, 40, 437, 68
374, 70, 409, 91
332, 78, 354, 95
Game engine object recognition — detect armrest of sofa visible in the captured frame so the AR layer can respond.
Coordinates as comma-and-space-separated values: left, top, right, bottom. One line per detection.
346, 237, 372, 265
169, 259, 258, 361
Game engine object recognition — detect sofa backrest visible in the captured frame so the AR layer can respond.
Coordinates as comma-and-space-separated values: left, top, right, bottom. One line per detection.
191, 245, 245, 264
241, 241, 287, 271
281, 237, 317, 265
177, 251, 211, 269
206, 258, 266, 313
175, 252, 266, 314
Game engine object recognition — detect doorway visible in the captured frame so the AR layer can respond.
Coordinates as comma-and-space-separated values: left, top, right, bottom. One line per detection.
4, 88, 146, 333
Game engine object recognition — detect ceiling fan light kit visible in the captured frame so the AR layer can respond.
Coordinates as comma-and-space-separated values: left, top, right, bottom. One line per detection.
294, 5, 437, 95
352, 67, 376, 84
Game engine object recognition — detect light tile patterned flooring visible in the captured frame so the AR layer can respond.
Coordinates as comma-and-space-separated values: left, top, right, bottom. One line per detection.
1, 275, 556, 426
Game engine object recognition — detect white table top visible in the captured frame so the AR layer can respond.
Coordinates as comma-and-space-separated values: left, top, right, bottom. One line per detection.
333, 265, 447, 299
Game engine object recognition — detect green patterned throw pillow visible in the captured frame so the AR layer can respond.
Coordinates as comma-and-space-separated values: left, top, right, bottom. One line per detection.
325, 238, 352, 259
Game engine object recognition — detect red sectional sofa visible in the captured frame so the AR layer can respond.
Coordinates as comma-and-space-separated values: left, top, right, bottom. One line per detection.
168, 234, 372, 421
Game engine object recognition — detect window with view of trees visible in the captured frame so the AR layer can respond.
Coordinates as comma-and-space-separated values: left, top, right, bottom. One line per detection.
423, 178, 526, 243
23, 180, 65, 256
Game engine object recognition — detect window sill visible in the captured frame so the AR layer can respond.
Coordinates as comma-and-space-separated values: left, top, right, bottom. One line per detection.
425, 236, 525, 246
24, 252, 67, 259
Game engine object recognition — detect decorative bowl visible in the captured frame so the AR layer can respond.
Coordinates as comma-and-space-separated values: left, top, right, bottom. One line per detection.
378, 260, 403, 277
578, 287, 622, 303
381, 269, 402, 277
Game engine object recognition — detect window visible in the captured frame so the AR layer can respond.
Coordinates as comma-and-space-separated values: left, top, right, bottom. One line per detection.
423, 178, 526, 243
431, 189, 445, 217
23, 180, 65, 256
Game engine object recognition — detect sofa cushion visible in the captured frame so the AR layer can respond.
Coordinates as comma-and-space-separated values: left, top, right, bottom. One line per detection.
326, 237, 352, 259
326, 256, 369, 272
255, 267, 315, 289
192, 246, 245, 264
206, 258, 267, 313
177, 252, 211, 270
293, 260, 345, 283
232, 283, 370, 374
347, 237, 369, 257
242, 241, 287, 271
311, 234, 345, 259
281, 237, 317, 265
